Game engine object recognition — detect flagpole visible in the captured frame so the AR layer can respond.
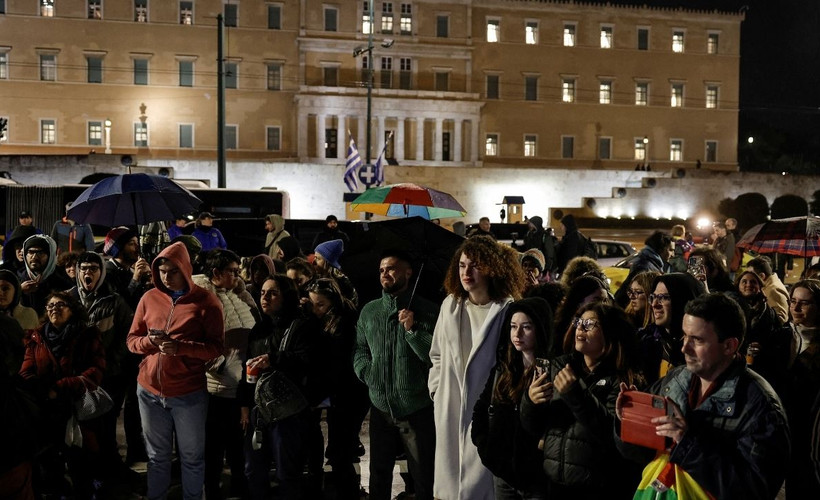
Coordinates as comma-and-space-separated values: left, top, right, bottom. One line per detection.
365, 0, 374, 165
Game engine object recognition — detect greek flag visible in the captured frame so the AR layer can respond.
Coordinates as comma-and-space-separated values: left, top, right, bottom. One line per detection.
373, 131, 393, 187
344, 135, 362, 192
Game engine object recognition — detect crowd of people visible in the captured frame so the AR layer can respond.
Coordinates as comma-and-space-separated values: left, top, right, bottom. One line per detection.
0, 210, 818, 500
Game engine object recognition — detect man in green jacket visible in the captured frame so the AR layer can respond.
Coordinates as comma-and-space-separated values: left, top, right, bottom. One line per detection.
354, 249, 440, 500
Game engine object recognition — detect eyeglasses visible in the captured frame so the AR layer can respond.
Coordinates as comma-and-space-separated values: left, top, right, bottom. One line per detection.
79, 265, 100, 273
27, 249, 47, 256
572, 317, 599, 332
626, 289, 645, 299
46, 301, 68, 311
649, 293, 672, 304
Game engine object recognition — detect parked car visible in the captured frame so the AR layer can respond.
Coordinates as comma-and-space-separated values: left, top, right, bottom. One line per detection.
602, 252, 641, 294
595, 239, 638, 267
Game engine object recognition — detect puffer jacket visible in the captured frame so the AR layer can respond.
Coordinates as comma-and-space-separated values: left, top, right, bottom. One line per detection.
616, 359, 790, 500
520, 353, 632, 492
193, 274, 257, 398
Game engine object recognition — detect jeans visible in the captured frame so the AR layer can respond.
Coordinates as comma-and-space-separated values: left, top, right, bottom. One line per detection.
368, 405, 435, 500
244, 409, 307, 500
138, 385, 208, 500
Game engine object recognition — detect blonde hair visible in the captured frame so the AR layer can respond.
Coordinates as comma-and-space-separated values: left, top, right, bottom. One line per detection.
671, 224, 686, 239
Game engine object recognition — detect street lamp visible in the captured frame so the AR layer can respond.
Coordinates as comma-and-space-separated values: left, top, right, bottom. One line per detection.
352, 0, 393, 165
642, 136, 650, 169
104, 118, 112, 154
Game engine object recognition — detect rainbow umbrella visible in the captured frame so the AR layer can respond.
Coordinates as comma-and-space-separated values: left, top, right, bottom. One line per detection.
350, 183, 467, 219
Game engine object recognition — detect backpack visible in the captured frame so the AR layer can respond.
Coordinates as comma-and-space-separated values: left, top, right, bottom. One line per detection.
540, 232, 558, 271
581, 234, 598, 260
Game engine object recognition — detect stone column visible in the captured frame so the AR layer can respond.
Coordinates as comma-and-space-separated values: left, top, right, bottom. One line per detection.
377, 116, 386, 159
396, 118, 405, 161
336, 116, 345, 159
434, 117, 443, 162
297, 113, 308, 160
454, 118, 463, 162
415, 118, 424, 161
470, 119, 479, 163
316, 113, 325, 159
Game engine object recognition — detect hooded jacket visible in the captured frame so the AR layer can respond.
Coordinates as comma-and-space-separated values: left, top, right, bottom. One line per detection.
1, 225, 38, 272
264, 214, 290, 260
556, 214, 584, 272
192, 273, 257, 398
18, 235, 62, 315
126, 242, 224, 398
68, 252, 134, 378
471, 297, 552, 491
636, 273, 706, 384
0, 269, 39, 330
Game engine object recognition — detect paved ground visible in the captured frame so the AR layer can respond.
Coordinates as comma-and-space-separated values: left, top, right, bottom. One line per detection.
109, 409, 408, 499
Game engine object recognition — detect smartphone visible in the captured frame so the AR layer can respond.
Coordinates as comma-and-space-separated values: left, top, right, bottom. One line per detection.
620, 391, 669, 450
534, 358, 550, 378
687, 255, 705, 278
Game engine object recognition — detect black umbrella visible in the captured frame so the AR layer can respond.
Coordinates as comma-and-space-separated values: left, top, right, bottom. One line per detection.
339, 217, 465, 305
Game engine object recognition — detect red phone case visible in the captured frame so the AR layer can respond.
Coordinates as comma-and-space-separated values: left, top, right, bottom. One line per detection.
620, 391, 669, 451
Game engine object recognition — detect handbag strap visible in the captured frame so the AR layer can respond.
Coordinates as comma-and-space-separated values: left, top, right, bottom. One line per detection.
77, 375, 96, 391
278, 319, 303, 352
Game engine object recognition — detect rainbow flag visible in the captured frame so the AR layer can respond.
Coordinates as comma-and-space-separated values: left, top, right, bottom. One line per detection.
633, 453, 715, 500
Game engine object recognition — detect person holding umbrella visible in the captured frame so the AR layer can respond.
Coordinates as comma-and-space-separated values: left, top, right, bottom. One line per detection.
428, 235, 526, 499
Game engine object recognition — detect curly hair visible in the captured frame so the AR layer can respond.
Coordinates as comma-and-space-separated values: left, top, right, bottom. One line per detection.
624, 270, 661, 328
42, 290, 89, 326
560, 256, 604, 286
442, 236, 525, 301
563, 302, 643, 386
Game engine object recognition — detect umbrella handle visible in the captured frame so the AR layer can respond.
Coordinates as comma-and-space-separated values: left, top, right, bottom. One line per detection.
407, 262, 424, 309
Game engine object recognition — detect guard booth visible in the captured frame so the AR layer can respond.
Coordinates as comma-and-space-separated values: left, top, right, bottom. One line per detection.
501, 196, 525, 223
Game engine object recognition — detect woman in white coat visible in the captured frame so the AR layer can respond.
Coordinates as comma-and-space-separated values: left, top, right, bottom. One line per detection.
429, 235, 526, 499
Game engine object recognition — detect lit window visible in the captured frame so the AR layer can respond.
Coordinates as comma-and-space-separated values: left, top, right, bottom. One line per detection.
179, 124, 193, 148
41, 119, 56, 144
88, 0, 102, 19
672, 30, 684, 53
380, 57, 392, 89
268, 4, 281, 29
562, 78, 575, 103
399, 57, 411, 90
0, 52, 8, 79
486, 74, 499, 99
324, 66, 338, 87
705, 85, 718, 109
267, 127, 281, 151
563, 23, 576, 47
525, 76, 537, 101
524, 135, 536, 157
381, 2, 393, 33
41, 0, 54, 17
487, 19, 500, 43
362, 1, 371, 34
224, 3, 237, 27
134, 122, 148, 147
87, 56, 102, 83
562, 136, 574, 159
435, 71, 448, 91
707, 33, 719, 54
324, 7, 337, 32
224, 62, 237, 89
525, 21, 538, 44
637, 28, 649, 50
600, 26, 613, 49
485, 134, 498, 156
180, 1, 193, 24
634, 138, 647, 160
670, 139, 682, 161
671, 83, 684, 107
267, 63, 282, 90
88, 121, 102, 146
599, 137, 611, 160
436, 15, 448, 38
179, 60, 193, 87
599, 81, 612, 104
135, 0, 148, 22
225, 125, 237, 149
400, 4, 411, 35
705, 140, 717, 162
635, 82, 648, 105
40, 54, 56, 81
134, 59, 148, 85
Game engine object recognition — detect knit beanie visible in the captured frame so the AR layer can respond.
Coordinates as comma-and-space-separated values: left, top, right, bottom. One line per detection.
522, 248, 546, 272
104, 226, 138, 257
315, 239, 344, 269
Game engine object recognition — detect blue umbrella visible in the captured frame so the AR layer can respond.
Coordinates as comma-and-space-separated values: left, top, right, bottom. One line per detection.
67, 173, 203, 226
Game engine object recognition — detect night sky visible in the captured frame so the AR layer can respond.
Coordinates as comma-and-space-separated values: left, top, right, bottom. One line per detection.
621, 1, 820, 171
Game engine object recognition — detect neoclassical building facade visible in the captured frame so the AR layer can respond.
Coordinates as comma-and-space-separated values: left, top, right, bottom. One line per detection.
0, 0, 743, 171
